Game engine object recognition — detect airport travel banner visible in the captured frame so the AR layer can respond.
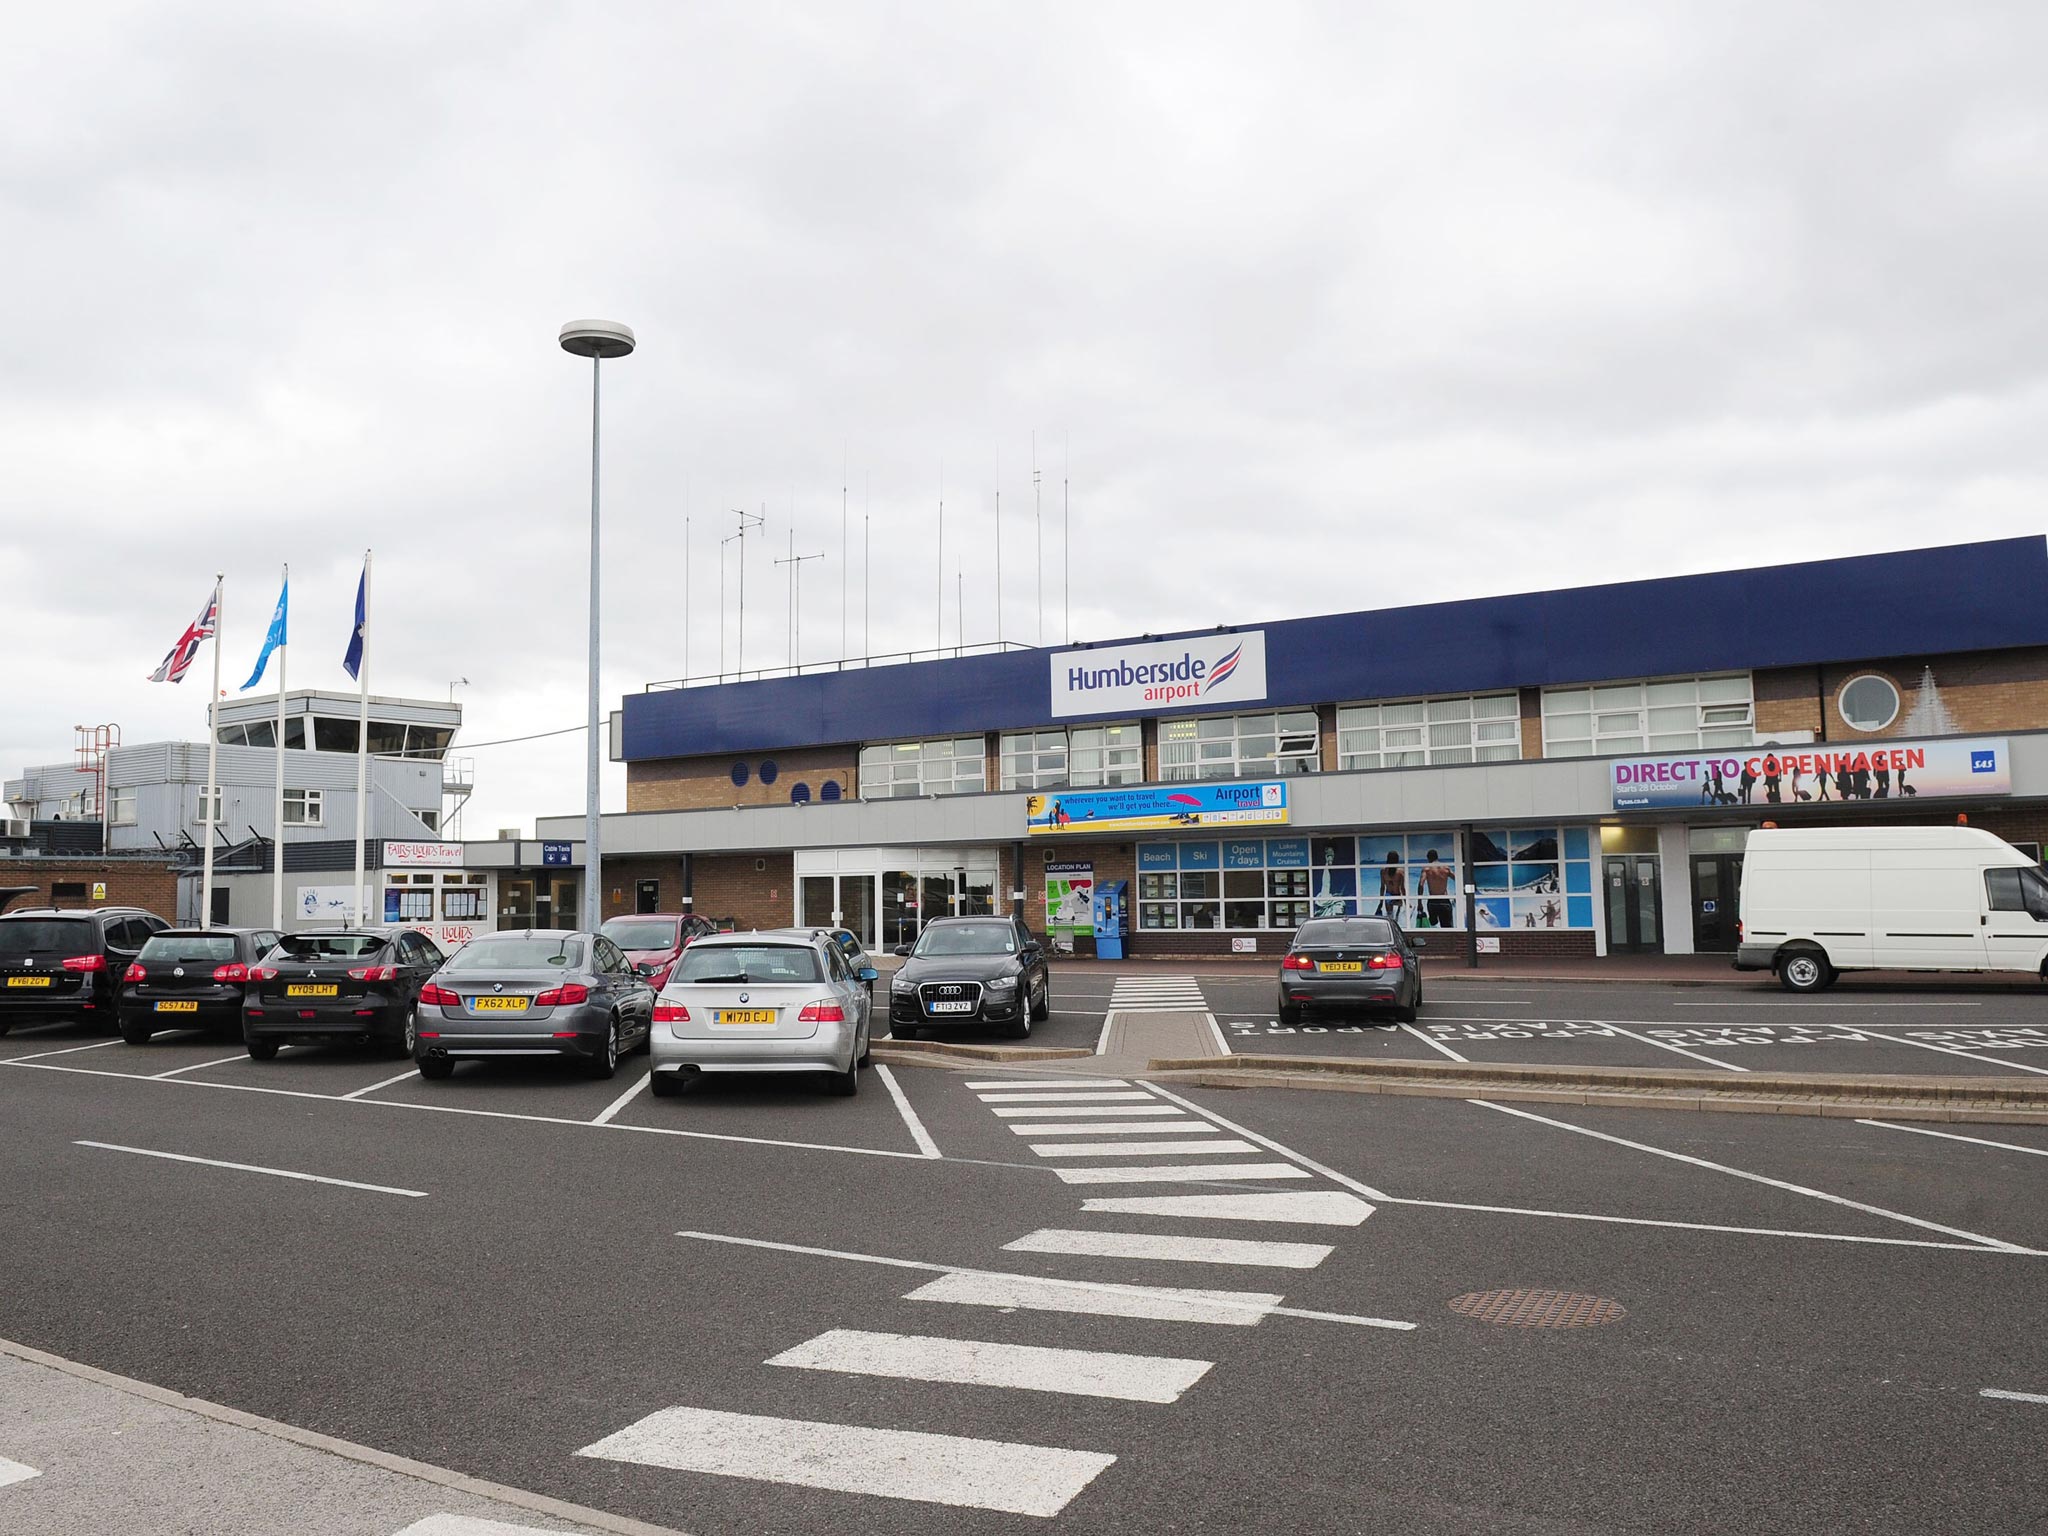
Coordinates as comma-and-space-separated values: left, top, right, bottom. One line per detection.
1026, 780, 1289, 835
1610, 736, 2011, 811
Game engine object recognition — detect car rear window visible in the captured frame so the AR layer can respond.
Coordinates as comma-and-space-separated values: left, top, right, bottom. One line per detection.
274, 934, 389, 961
675, 945, 823, 984
139, 934, 237, 964
0, 920, 92, 958
1294, 919, 1396, 948
442, 937, 585, 971
913, 924, 1017, 958
601, 918, 680, 950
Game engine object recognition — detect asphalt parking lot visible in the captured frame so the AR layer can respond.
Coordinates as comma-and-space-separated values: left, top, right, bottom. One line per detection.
2, 972, 2046, 1534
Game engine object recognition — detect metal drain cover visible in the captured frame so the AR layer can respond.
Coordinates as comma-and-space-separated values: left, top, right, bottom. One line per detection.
1447, 1289, 1626, 1328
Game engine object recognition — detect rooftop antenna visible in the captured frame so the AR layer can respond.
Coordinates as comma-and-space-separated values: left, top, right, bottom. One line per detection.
994, 446, 1003, 648
936, 459, 945, 653
1063, 432, 1071, 645
1033, 431, 1043, 647
863, 478, 871, 661
840, 450, 849, 662
957, 561, 964, 651
732, 505, 764, 675
683, 511, 691, 678
719, 526, 743, 678
774, 532, 823, 672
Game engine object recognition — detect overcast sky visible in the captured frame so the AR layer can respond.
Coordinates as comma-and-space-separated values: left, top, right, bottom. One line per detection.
4, 2, 2045, 835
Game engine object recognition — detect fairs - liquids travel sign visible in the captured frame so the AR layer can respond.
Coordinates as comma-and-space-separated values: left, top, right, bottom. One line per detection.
1050, 630, 1268, 718
1610, 736, 2012, 811
1026, 780, 1288, 836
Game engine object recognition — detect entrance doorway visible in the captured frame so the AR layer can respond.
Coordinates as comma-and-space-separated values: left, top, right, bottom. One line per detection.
1690, 854, 1742, 952
800, 875, 878, 946
1604, 855, 1663, 953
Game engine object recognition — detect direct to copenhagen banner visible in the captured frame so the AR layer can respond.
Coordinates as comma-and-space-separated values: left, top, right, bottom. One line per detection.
1610, 736, 2011, 811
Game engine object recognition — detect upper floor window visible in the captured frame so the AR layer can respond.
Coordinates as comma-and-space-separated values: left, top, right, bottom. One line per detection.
283, 787, 324, 826
858, 738, 986, 799
1338, 693, 1520, 770
1542, 673, 1754, 758
999, 723, 1142, 791
1159, 710, 1319, 782
108, 789, 138, 825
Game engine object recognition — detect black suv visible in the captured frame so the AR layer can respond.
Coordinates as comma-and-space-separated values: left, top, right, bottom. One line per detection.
889, 914, 1051, 1040
0, 907, 172, 1033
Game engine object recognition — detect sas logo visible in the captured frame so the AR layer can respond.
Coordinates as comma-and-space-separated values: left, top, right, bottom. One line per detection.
1971, 750, 1998, 774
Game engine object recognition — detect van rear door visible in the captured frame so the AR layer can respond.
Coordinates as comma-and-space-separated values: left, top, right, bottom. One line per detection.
1980, 865, 2048, 975
1871, 849, 1986, 970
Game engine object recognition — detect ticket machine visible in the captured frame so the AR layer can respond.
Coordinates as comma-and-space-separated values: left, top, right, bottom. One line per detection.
1093, 880, 1129, 961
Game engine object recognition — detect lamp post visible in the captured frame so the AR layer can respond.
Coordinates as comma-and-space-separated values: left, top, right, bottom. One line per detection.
559, 319, 636, 935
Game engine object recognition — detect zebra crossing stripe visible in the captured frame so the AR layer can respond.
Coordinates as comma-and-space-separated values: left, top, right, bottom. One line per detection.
391, 1517, 582, 1535
903, 1269, 1284, 1325
1053, 1161, 1311, 1185
1006, 1121, 1217, 1136
1003, 1229, 1336, 1269
977, 1090, 1153, 1103
766, 1327, 1214, 1403
1081, 1191, 1375, 1225
1030, 1139, 1259, 1158
962, 1079, 1129, 1089
576, 1405, 1115, 1517
991, 1104, 1183, 1118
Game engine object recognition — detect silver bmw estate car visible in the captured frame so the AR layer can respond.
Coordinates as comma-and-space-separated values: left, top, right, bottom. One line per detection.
649, 929, 876, 1097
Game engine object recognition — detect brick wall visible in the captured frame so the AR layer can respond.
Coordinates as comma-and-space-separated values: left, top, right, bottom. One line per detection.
0, 859, 178, 920
1818, 649, 2048, 739
1517, 688, 1544, 759
1753, 666, 1826, 738
626, 745, 856, 813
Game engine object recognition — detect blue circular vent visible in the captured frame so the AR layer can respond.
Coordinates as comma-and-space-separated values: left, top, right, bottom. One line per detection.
790, 783, 811, 804
729, 762, 750, 787
759, 760, 779, 785
820, 780, 843, 802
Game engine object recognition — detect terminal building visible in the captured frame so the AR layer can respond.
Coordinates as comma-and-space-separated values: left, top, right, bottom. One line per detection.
541, 536, 2048, 962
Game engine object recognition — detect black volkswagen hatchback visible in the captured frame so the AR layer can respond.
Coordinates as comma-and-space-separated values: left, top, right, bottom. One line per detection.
888, 915, 1051, 1041
243, 927, 444, 1059
119, 926, 282, 1043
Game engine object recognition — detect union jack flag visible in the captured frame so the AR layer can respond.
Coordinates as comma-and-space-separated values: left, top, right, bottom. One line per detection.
148, 584, 220, 684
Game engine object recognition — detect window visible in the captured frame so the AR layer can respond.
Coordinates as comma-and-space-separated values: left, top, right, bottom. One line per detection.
1986, 867, 2048, 921
51, 882, 88, 903
1837, 675, 1901, 733
283, 788, 323, 826
442, 887, 487, 920
193, 788, 222, 827
367, 721, 407, 756
108, 789, 137, 825
1338, 693, 1519, 770
858, 738, 986, 799
313, 718, 359, 753
1158, 711, 1319, 782
999, 723, 1141, 790
1542, 674, 1753, 758
416, 809, 439, 832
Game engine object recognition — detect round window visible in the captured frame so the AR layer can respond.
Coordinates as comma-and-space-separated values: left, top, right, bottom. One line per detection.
729, 761, 750, 787
1838, 674, 1900, 732
759, 760, 779, 785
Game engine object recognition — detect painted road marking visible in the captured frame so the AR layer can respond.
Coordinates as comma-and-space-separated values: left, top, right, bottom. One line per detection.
1007, 1121, 1218, 1136
1980, 1387, 2048, 1405
589, 1070, 651, 1125
1471, 1102, 2035, 1252
1673, 1000, 1981, 1008
1005, 1228, 1335, 1269
1031, 1139, 1260, 1158
1141, 1081, 1394, 1203
1881, 1033, 2048, 1077
1082, 1192, 1375, 1225
392, 1518, 586, 1534
876, 1063, 942, 1158
73, 1140, 430, 1198
1052, 1161, 1310, 1185
6, 1038, 126, 1062
905, 1270, 1285, 1326
1399, 1023, 1468, 1061
1858, 1121, 2048, 1159
340, 1068, 424, 1101
978, 1090, 1155, 1103
1108, 976, 1206, 1012
767, 1327, 1214, 1403
1594, 1021, 1747, 1072
148, 1053, 253, 1079
991, 1104, 1184, 1118
0, 1456, 38, 1488
576, 1405, 1116, 1517
964, 1079, 1130, 1089
1373, 1194, 2037, 1252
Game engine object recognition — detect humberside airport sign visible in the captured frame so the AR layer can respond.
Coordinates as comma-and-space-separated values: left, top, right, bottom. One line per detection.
1050, 631, 1268, 719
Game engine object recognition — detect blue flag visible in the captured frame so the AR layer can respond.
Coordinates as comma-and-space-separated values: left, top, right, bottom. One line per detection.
342, 560, 367, 681
240, 574, 289, 691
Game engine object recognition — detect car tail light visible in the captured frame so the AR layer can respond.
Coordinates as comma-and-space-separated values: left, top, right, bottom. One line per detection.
416, 1030, 439, 1039
62, 954, 106, 973
213, 963, 248, 982
249, 966, 278, 982
536, 982, 590, 1007
1280, 954, 1313, 971
653, 1002, 690, 1023
1366, 952, 1403, 970
349, 964, 397, 982
798, 1002, 845, 1023
419, 982, 459, 1006
550, 1031, 579, 1039
124, 963, 146, 983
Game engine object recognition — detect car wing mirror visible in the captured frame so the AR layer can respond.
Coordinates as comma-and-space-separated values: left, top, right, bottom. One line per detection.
890, 944, 911, 957
634, 961, 657, 977
1411, 935, 1426, 948
859, 966, 879, 982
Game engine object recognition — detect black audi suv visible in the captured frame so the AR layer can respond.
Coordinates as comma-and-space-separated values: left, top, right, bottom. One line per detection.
888, 915, 1051, 1040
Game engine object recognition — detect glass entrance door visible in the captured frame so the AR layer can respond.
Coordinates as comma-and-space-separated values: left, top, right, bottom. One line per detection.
1690, 854, 1742, 953
1604, 855, 1663, 954
838, 875, 876, 946
883, 870, 919, 949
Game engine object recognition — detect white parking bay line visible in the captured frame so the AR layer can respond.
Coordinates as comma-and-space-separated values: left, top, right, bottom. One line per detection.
0, 1456, 38, 1488
576, 1405, 1115, 1517
393, 1518, 587, 1535
1981, 1387, 2048, 1405
74, 1141, 429, 1198
590, 1070, 651, 1125
877, 1064, 941, 1159
991, 1104, 1183, 1119
1398, 1024, 1468, 1062
905, 1270, 1284, 1326
1082, 1191, 1375, 1226
148, 1053, 255, 1080
964, 1079, 1129, 1089
1005, 1228, 1335, 1269
767, 1327, 1213, 1403
1882, 1034, 2048, 1077
977, 1090, 1153, 1103
1858, 1121, 2048, 1159
1031, 1139, 1259, 1158
1052, 1161, 1310, 1185
1594, 1022, 1747, 1072
7, 1038, 125, 1063
1008, 1121, 1216, 1136
340, 1068, 422, 1101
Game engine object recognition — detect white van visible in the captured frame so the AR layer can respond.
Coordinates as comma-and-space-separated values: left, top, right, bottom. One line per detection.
1735, 825, 2048, 991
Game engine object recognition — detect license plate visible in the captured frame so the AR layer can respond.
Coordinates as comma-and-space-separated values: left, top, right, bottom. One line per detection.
927, 1000, 976, 1013
471, 997, 529, 1012
285, 983, 339, 997
1319, 962, 1364, 973
154, 1000, 199, 1012
716, 1008, 776, 1025
6, 976, 52, 988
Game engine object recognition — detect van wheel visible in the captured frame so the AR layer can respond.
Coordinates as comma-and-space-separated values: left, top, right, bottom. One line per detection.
1778, 949, 1833, 994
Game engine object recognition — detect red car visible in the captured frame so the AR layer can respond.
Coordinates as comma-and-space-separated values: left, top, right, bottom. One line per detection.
598, 913, 716, 990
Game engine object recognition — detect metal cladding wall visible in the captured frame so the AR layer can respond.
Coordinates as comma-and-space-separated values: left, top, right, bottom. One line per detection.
621, 537, 2048, 760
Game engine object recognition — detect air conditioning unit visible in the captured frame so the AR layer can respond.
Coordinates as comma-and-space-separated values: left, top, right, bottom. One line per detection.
0, 820, 29, 841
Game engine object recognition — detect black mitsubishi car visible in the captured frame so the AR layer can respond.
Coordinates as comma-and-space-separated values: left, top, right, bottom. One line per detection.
888, 914, 1051, 1040
242, 927, 445, 1059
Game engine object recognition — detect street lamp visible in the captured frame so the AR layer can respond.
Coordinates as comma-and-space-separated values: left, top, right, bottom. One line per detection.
559, 318, 636, 934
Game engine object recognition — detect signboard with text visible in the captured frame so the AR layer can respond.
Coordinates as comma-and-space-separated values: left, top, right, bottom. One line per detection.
1027, 780, 1288, 836
1050, 631, 1267, 719
383, 840, 466, 868
541, 841, 573, 866
1610, 736, 2011, 811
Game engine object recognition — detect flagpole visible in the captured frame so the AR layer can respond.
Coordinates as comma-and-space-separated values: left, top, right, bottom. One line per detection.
201, 575, 223, 928
352, 550, 372, 928
272, 562, 288, 930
